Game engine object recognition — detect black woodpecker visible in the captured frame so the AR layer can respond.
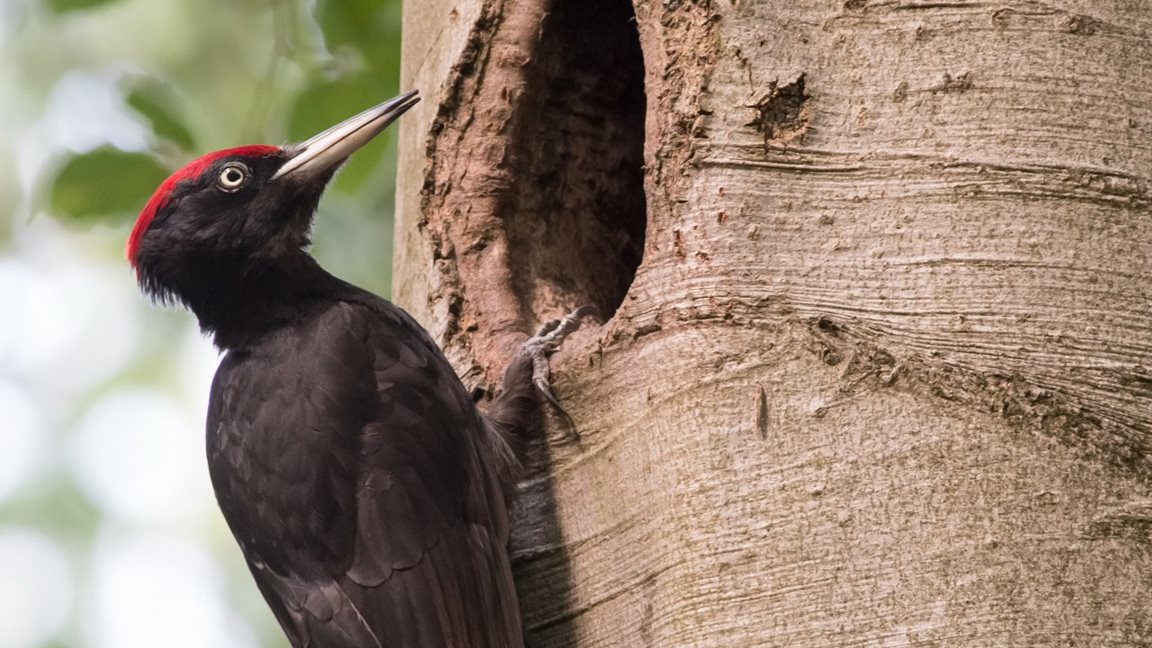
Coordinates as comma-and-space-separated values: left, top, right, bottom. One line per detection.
126, 90, 588, 648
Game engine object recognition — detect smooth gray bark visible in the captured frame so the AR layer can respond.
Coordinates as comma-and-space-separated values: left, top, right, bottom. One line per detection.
396, 1, 1152, 645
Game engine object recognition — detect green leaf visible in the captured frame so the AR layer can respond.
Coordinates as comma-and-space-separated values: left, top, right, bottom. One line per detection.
49, 148, 169, 222
314, 0, 402, 87
125, 83, 197, 151
315, 0, 400, 51
45, 0, 119, 13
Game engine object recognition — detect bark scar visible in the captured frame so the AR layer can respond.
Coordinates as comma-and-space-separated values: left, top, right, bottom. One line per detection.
755, 383, 769, 439
747, 74, 809, 149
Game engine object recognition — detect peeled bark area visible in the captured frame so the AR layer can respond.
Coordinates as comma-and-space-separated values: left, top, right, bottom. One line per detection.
397, 1, 1152, 646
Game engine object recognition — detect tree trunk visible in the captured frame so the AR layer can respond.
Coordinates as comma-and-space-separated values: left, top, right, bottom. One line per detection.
395, 1, 1152, 646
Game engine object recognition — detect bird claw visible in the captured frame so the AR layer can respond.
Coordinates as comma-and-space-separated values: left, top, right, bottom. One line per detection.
520, 305, 598, 435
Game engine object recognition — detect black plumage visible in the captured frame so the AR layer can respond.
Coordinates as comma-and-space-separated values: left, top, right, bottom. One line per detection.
207, 281, 523, 648
126, 93, 576, 647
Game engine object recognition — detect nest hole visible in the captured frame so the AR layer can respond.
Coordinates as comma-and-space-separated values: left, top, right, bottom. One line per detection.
502, 0, 647, 323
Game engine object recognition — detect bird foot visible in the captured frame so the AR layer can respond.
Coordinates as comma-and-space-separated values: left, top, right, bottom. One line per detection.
520, 305, 598, 435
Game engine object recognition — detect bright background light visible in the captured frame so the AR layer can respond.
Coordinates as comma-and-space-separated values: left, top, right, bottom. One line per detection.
84, 530, 259, 648
0, 528, 73, 647
0, 0, 402, 645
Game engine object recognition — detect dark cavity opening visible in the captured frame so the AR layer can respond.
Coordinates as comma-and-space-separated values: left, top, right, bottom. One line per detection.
502, 0, 647, 322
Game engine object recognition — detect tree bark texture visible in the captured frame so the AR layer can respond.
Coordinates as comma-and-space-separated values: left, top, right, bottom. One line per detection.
396, 1, 1152, 646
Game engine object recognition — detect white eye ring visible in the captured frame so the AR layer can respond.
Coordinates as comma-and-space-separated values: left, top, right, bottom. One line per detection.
217, 163, 250, 191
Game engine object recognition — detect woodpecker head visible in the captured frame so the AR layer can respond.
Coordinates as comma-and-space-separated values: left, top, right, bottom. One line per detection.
127, 90, 419, 306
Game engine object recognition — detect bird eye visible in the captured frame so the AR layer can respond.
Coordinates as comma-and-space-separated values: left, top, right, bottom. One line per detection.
217, 163, 250, 192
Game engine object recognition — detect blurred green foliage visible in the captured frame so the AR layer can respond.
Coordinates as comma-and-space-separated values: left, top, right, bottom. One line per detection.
125, 80, 198, 151
0, 0, 406, 645
46, 0, 119, 13
18, 0, 404, 294
50, 148, 169, 220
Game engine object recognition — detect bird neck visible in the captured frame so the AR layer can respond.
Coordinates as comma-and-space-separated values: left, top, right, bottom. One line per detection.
182, 253, 344, 350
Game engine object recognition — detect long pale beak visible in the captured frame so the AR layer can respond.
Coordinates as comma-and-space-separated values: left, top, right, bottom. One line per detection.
271, 90, 420, 181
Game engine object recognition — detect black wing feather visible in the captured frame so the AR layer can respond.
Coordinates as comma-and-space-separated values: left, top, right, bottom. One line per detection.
207, 298, 523, 648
